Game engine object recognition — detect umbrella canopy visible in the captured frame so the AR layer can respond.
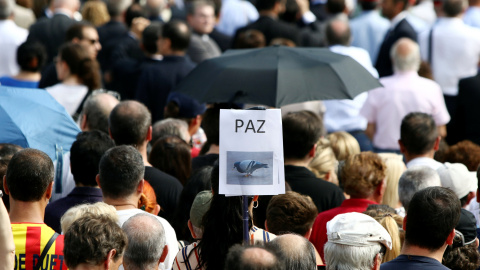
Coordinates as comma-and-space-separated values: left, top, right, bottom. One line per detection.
173, 46, 382, 107
0, 86, 81, 161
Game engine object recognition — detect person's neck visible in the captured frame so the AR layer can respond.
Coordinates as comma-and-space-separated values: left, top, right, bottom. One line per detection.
9, 201, 47, 223
13, 71, 41, 82
104, 196, 139, 211
62, 75, 81, 86
404, 150, 435, 164
75, 183, 100, 188
284, 158, 311, 168
137, 143, 152, 167
401, 243, 446, 263
259, 10, 278, 18
206, 144, 219, 155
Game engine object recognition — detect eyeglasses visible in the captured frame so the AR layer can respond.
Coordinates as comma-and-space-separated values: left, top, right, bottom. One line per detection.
91, 89, 121, 100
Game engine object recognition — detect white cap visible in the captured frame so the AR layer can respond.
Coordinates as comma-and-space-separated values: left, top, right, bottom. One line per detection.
437, 162, 478, 199
326, 212, 392, 250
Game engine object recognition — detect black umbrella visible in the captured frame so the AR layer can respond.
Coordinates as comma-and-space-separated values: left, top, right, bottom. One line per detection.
173, 46, 381, 107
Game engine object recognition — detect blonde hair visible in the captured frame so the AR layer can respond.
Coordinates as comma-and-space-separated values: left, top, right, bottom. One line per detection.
379, 153, 406, 209
309, 138, 339, 185
60, 202, 118, 233
364, 209, 403, 263
328, 131, 360, 161
81, 1, 110, 27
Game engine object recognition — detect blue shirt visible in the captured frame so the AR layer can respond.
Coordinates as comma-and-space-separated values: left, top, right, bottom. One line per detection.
0, 76, 39, 88
381, 255, 449, 270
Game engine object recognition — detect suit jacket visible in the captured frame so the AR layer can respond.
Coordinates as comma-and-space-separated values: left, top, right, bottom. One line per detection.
375, 18, 417, 78
452, 73, 480, 145
135, 55, 196, 122
186, 33, 222, 64
97, 20, 128, 72
27, 13, 76, 63
209, 28, 232, 52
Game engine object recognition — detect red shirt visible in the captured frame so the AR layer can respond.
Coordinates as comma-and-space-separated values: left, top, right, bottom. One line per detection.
309, 198, 378, 261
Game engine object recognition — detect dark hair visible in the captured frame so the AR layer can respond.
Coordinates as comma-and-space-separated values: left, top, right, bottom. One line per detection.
225, 244, 284, 270
443, 0, 465, 16
255, 0, 282, 12
359, 0, 377, 10
5, 148, 54, 202
443, 234, 480, 270
266, 191, 318, 236
201, 106, 221, 145
0, 144, 23, 210
394, 0, 408, 10
58, 42, 101, 91
66, 22, 94, 42
149, 136, 191, 185
325, 19, 351, 46
171, 166, 213, 242
186, 0, 215, 15
443, 140, 480, 171
326, 0, 345, 14
125, 3, 147, 28
282, 111, 324, 160
400, 112, 438, 156
163, 20, 191, 52
405, 187, 461, 251
142, 22, 162, 55
64, 213, 127, 268
70, 131, 115, 187
99, 145, 145, 199
234, 30, 266, 49
16, 40, 47, 72
195, 162, 253, 270
109, 101, 152, 147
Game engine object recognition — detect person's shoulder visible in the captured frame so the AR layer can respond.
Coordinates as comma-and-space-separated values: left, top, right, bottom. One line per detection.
144, 166, 182, 187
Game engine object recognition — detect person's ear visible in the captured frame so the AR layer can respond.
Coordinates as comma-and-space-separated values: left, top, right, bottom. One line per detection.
104, 249, 117, 270
309, 144, 317, 158
96, 174, 101, 188
153, 204, 161, 216
398, 139, 405, 154
372, 253, 381, 270
433, 136, 441, 151
80, 113, 88, 131
188, 219, 197, 239
3, 175, 9, 195
137, 179, 145, 195
146, 126, 152, 142
304, 227, 313, 239
45, 181, 54, 200
264, 220, 269, 231
446, 229, 456, 245
403, 215, 407, 231
159, 245, 169, 263
108, 128, 114, 140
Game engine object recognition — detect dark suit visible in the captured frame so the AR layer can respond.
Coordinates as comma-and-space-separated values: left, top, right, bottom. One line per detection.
38, 62, 59, 88
451, 73, 480, 145
375, 18, 417, 78
97, 20, 128, 74
209, 28, 232, 52
27, 13, 76, 64
135, 55, 196, 122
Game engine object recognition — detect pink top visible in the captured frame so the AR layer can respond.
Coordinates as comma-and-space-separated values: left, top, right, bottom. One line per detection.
360, 71, 450, 149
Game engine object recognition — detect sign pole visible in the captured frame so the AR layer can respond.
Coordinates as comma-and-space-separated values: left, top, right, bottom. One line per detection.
243, 195, 249, 246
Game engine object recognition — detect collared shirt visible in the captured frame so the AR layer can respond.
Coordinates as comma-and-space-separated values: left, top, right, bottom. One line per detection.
406, 157, 444, 170
350, 10, 390, 63
324, 45, 378, 132
419, 17, 480, 96
360, 71, 450, 149
217, 0, 259, 36
464, 7, 480, 28
408, 0, 436, 26
381, 255, 449, 270
0, 20, 28, 77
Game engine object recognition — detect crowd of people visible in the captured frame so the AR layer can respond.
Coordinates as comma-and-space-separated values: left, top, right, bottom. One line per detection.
2, 0, 480, 268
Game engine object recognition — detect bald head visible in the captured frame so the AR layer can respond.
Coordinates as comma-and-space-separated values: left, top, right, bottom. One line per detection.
266, 234, 316, 270
82, 93, 119, 134
109, 101, 152, 147
225, 245, 283, 270
326, 19, 351, 46
391, 38, 420, 72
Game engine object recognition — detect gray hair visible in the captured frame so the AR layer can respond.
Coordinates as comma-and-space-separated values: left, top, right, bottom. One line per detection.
81, 93, 119, 134
122, 213, 166, 270
324, 242, 381, 270
0, 0, 14, 19
391, 38, 421, 72
106, 0, 132, 16
266, 234, 316, 270
152, 118, 190, 144
398, 166, 441, 211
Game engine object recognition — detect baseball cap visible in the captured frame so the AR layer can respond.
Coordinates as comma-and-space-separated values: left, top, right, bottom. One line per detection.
167, 92, 207, 118
454, 209, 478, 248
190, 190, 213, 228
327, 212, 392, 249
437, 163, 478, 199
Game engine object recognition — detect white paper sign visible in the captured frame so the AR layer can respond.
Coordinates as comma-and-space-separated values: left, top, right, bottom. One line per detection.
219, 109, 285, 196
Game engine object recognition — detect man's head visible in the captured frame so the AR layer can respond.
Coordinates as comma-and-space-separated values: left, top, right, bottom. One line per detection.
106, 0, 132, 18
164, 92, 206, 136
122, 213, 168, 270
98, 145, 145, 200
70, 131, 115, 187
255, 0, 285, 13
52, 0, 80, 15
64, 213, 127, 269
324, 212, 392, 270
159, 20, 191, 55
152, 118, 191, 145
404, 187, 461, 251
398, 166, 441, 211
266, 234, 316, 270
266, 191, 318, 237
443, 0, 467, 17
282, 111, 324, 161
326, 18, 351, 46
390, 38, 421, 72
341, 152, 386, 202
187, 1, 216, 35
399, 112, 439, 157
142, 22, 162, 56
66, 23, 102, 59
225, 244, 284, 270
109, 101, 152, 147
17, 40, 47, 73
0, 0, 14, 20
381, 0, 408, 20
4, 149, 54, 202
80, 92, 120, 134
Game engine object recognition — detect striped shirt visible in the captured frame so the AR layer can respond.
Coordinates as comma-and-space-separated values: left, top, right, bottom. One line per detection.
12, 223, 67, 270
173, 226, 276, 270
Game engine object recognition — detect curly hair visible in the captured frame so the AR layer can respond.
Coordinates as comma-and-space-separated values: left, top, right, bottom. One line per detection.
443, 140, 480, 171
342, 152, 386, 198
443, 235, 480, 270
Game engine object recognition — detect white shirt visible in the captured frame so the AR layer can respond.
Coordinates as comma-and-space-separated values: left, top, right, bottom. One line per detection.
323, 45, 378, 132
0, 20, 28, 77
408, 0, 436, 26
419, 17, 480, 96
406, 157, 444, 170
464, 7, 480, 28
217, 0, 259, 36
46, 83, 89, 116
117, 209, 179, 270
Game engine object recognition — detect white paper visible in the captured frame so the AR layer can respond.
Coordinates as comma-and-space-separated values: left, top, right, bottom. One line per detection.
219, 109, 285, 196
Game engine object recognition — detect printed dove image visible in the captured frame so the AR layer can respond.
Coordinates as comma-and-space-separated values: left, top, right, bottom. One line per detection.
233, 160, 269, 176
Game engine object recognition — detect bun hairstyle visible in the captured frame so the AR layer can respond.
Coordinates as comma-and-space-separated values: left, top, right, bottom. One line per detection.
58, 42, 101, 91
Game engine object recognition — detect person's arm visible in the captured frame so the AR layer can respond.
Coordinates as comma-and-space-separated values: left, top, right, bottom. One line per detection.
365, 123, 376, 141
0, 195, 15, 270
